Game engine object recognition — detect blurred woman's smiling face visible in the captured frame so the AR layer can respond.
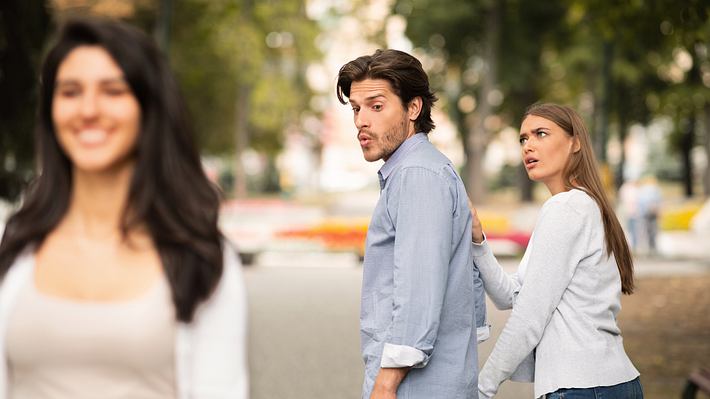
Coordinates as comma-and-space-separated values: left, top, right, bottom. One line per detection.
52, 45, 141, 174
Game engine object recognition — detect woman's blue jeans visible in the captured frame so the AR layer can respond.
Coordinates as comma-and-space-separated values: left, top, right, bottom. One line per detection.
546, 377, 644, 398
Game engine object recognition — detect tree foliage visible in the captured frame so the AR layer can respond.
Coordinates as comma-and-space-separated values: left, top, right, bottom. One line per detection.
169, 0, 320, 159
395, 0, 710, 200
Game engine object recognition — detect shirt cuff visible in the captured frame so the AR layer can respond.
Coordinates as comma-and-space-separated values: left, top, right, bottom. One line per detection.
380, 343, 428, 368
471, 235, 491, 257
477, 325, 491, 343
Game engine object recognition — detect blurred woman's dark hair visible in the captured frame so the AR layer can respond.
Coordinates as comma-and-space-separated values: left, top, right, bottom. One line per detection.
336, 49, 438, 133
0, 17, 223, 322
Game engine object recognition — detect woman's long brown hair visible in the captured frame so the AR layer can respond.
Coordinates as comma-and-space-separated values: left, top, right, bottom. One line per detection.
524, 103, 635, 294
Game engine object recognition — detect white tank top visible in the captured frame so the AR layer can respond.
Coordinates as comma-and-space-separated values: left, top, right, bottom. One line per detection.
5, 275, 177, 399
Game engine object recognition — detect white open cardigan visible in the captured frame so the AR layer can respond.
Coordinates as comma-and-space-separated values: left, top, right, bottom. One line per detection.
0, 244, 248, 399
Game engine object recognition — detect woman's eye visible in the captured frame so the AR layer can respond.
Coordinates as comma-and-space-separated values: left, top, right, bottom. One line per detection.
537, 131, 548, 138
104, 86, 129, 96
519, 137, 527, 145
57, 88, 80, 97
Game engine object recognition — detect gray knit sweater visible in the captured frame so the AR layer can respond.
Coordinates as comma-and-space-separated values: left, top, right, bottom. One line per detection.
474, 189, 639, 398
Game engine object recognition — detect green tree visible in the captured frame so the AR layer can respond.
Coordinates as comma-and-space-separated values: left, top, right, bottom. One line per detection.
168, 0, 320, 196
652, 1, 710, 197
395, 0, 566, 202
545, 0, 709, 197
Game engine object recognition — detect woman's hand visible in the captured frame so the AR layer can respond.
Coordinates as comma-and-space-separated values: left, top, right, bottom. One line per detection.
468, 199, 484, 244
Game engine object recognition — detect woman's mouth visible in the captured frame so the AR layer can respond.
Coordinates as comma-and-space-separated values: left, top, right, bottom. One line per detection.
76, 128, 110, 147
525, 158, 539, 170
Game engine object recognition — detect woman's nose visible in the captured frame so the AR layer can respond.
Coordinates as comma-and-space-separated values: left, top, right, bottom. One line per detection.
79, 91, 99, 119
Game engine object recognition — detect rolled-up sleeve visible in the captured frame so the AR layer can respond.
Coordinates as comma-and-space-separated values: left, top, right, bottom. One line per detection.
381, 167, 454, 368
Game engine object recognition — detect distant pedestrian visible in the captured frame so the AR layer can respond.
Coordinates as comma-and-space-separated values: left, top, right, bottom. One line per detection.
337, 49, 487, 399
638, 175, 662, 254
0, 18, 247, 398
471, 103, 643, 399
619, 178, 641, 250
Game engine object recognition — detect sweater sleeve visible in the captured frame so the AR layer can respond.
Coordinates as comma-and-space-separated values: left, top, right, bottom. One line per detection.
472, 240, 522, 311
478, 201, 590, 399
184, 244, 249, 399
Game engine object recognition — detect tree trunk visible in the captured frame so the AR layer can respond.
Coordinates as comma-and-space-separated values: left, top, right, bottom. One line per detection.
0, 0, 50, 201
516, 91, 537, 203
704, 103, 710, 197
233, 84, 251, 199
681, 116, 695, 198
154, 0, 172, 52
465, 1, 501, 204
465, 126, 488, 203
615, 110, 629, 191
594, 41, 613, 163
232, 0, 253, 199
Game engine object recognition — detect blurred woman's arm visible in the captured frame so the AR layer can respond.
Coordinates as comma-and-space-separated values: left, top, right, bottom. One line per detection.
176, 243, 248, 399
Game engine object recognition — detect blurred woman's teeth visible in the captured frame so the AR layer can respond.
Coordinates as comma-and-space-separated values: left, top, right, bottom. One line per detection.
78, 129, 107, 144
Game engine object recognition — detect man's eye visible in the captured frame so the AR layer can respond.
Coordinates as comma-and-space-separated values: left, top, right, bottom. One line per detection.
373, 104, 382, 111
352, 107, 360, 113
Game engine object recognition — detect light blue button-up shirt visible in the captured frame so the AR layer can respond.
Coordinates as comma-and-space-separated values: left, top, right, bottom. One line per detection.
360, 133, 484, 399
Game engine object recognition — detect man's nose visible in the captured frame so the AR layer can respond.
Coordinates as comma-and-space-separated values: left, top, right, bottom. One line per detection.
355, 111, 369, 130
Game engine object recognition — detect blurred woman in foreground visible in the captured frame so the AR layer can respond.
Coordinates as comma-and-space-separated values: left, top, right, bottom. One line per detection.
0, 17, 247, 398
473, 103, 642, 399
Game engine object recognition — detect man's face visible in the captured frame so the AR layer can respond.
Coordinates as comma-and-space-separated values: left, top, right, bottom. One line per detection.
348, 79, 416, 162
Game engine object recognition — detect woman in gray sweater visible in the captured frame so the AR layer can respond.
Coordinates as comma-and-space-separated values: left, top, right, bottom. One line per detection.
473, 103, 643, 398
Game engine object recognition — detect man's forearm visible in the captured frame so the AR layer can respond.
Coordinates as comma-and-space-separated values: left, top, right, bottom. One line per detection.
370, 367, 410, 398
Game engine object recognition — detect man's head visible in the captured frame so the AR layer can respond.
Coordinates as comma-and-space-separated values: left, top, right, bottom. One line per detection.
336, 49, 437, 162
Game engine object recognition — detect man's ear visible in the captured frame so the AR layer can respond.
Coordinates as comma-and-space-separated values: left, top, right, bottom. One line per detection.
408, 96, 423, 122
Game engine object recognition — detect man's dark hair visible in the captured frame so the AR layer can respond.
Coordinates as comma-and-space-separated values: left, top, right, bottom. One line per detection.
336, 49, 437, 133
0, 17, 223, 323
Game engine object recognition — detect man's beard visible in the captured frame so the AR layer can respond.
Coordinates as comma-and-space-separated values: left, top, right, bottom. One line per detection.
378, 114, 410, 161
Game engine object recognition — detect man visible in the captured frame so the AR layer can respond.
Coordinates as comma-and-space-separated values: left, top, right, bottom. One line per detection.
336, 49, 487, 399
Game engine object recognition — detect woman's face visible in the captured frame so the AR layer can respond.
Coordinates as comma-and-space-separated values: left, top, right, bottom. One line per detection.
52, 45, 141, 175
519, 114, 578, 195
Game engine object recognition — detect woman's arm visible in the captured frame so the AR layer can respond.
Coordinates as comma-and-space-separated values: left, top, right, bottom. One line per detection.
478, 201, 590, 399
472, 241, 522, 310
470, 206, 522, 310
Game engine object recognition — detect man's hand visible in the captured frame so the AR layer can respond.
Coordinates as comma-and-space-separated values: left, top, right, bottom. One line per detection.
370, 367, 409, 399
468, 199, 484, 244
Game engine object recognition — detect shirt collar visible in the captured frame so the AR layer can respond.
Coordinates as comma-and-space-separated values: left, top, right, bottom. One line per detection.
377, 133, 428, 188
